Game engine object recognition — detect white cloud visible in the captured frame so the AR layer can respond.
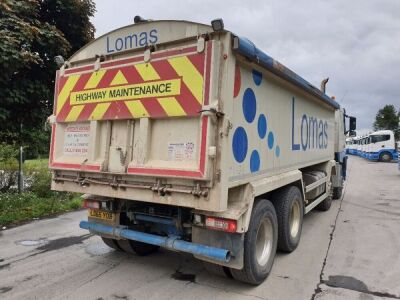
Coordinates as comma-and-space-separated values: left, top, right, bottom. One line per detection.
92, 0, 400, 129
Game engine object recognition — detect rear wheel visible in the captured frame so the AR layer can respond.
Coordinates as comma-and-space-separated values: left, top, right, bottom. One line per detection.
101, 237, 122, 251
273, 186, 304, 252
117, 239, 135, 254
203, 262, 232, 278
117, 239, 159, 256
317, 194, 332, 211
379, 152, 392, 162
332, 186, 343, 200
230, 199, 278, 285
317, 184, 333, 211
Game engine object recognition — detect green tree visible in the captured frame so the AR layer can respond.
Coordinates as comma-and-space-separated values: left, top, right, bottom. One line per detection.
0, 0, 95, 158
373, 104, 399, 140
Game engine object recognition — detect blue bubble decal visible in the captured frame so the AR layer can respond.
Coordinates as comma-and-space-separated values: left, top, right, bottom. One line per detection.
257, 114, 267, 139
250, 150, 260, 172
268, 132, 274, 149
242, 88, 257, 123
252, 69, 262, 86
232, 127, 248, 163
275, 145, 280, 157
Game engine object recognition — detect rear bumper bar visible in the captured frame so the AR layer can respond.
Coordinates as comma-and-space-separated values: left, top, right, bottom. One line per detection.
79, 221, 231, 262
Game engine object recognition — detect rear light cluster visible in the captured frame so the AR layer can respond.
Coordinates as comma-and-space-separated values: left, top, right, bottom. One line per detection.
205, 216, 237, 233
83, 200, 100, 209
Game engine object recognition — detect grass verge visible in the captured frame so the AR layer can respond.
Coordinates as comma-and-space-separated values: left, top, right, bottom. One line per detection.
0, 192, 82, 228
0, 157, 82, 228
24, 158, 49, 170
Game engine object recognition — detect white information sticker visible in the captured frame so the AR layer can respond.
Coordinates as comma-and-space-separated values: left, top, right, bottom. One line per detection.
168, 142, 195, 161
63, 123, 90, 156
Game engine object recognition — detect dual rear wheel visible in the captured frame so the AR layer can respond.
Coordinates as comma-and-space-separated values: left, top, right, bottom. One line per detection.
230, 183, 335, 284
230, 200, 278, 284
229, 186, 304, 284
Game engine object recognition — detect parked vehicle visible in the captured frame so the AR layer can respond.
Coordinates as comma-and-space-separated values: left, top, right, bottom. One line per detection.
348, 131, 397, 162
397, 141, 400, 170
367, 130, 397, 162
48, 18, 355, 285
361, 136, 369, 158
355, 137, 361, 156
345, 138, 352, 154
346, 137, 358, 155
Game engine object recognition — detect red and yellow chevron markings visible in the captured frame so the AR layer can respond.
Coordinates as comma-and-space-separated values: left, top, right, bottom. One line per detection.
55, 49, 206, 122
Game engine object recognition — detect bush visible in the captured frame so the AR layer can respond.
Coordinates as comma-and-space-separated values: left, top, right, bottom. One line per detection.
27, 166, 78, 202
67, 197, 83, 210
0, 143, 18, 192
28, 166, 54, 198
0, 143, 18, 163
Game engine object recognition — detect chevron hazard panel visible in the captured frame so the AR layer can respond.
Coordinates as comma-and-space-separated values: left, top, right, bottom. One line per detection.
55, 47, 207, 122
50, 44, 213, 178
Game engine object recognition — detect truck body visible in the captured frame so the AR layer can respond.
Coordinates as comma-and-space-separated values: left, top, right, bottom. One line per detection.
49, 19, 354, 284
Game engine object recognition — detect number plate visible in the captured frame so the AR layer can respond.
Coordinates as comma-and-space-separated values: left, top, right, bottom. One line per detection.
88, 209, 115, 221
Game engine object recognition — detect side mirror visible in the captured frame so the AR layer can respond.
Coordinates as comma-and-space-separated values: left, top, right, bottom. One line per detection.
349, 116, 356, 131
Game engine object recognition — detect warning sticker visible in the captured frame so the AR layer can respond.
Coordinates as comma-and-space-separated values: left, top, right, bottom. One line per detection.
63, 123, 90, 156
168, 142, 195, 161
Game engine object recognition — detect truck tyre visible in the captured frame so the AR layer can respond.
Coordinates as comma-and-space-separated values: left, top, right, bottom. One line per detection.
332, 187, 343, 200
117, 239, 159, 256
203, 262, 232, 278
117, 239, 136, 254
317, 183, 333, 211
101, 237, 122, 251
379, 152, 392, 162
273, 186, 303, 253
230, 199, 278, 285
316, 194, 332, 211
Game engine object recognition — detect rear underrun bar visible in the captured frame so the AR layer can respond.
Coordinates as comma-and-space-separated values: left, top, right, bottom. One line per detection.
79, 221, 231, 262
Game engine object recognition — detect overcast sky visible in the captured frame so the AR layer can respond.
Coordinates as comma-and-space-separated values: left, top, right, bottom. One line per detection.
92, 0, 400, 132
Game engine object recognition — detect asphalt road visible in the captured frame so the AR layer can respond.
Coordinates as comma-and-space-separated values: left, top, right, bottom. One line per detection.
1, 156, 399, 300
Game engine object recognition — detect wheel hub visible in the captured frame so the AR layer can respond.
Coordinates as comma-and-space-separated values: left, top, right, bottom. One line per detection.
255, 218, 273, 266
289, 200, 301, 239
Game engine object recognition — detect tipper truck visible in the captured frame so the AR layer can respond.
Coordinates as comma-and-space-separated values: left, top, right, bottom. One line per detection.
49, 18, 356, 284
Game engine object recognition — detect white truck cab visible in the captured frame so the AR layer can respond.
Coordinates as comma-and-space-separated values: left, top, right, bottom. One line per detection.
367, 130, 397, 162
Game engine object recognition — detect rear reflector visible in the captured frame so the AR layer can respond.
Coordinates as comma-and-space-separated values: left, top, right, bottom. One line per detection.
205, 217, 237, 233
83, 200, 100, 209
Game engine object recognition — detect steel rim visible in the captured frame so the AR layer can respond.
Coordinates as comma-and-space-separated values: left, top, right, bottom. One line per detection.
255, 218, 273, 266
289, 200, 301, 239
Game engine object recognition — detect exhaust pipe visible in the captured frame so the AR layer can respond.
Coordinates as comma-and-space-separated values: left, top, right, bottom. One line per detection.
80, 221, 231, 262
320, 77, 329, 93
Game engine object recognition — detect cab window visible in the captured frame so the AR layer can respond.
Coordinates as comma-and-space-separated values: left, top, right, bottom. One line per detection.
370, 135, 390, 143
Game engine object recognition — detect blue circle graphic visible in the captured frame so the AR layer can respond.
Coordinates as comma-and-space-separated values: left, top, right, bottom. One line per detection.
275, 146, 280, 157
242, 88, 257, 123
268, 132, 274, 149
232, 127, 248, 163
250, 150, 260, 173
252, 69, 262, 86
257, 114, 267, 139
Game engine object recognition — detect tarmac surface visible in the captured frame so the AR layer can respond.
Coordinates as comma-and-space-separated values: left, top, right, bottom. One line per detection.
0, 156, 399, 300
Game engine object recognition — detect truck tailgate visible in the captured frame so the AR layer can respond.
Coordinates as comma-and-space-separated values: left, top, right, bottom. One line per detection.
50, 43, 213, 180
